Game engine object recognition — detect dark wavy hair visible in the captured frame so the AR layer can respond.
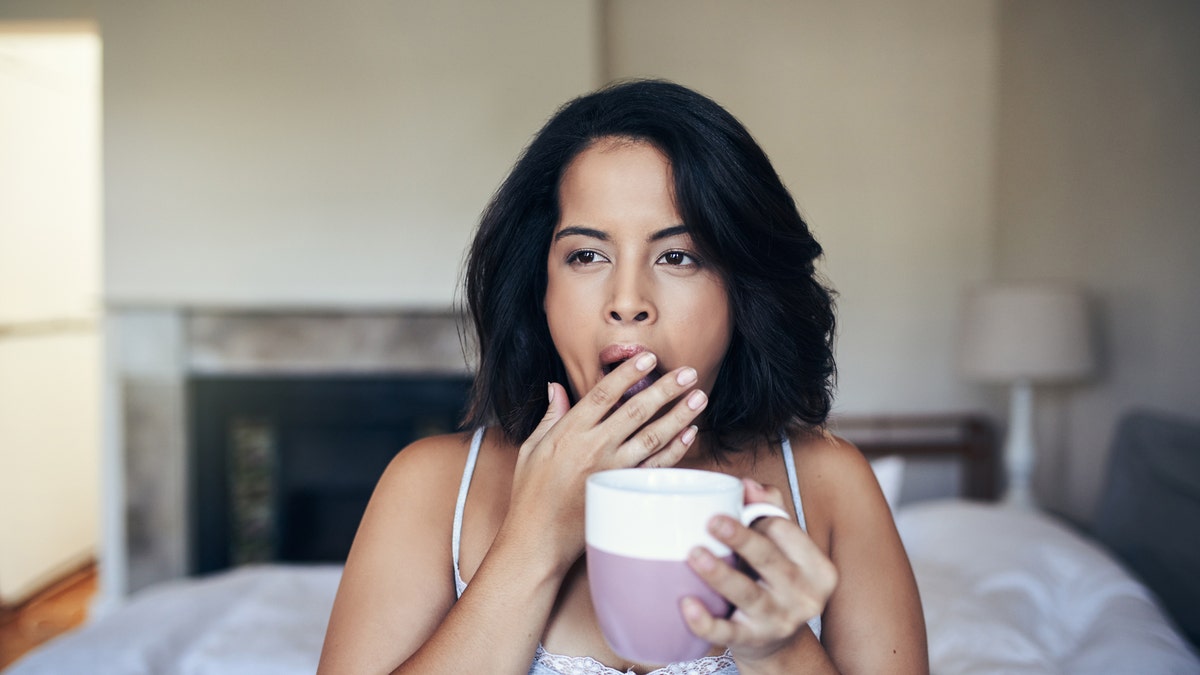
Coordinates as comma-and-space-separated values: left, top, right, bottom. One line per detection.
462, 79, 836, 451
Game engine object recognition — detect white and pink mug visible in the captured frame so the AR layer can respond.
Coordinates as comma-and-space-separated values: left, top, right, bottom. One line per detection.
585, 468, 789, 665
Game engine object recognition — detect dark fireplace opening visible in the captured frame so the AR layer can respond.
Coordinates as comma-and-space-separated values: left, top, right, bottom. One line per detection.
188, 374, 473, 574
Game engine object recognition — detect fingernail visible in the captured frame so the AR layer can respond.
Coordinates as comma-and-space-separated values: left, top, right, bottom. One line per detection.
681, 597, 705, 621
676, 367, 697, 386
687, 390, 708, 411
709, 516, 735, 538
547, 383, 555, 404
689, 547, 715, 572
681, 425, 698, 445
635, 352, 657, 371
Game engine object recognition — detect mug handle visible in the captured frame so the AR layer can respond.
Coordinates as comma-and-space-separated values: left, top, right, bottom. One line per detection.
740, 502, 790, 527
732, 503, 792, 586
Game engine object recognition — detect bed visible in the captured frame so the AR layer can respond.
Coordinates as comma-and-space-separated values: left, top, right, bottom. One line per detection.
9, 411, 1200, 674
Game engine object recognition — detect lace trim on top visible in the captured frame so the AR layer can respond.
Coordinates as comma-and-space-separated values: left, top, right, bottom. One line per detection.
533, 645, 736, 675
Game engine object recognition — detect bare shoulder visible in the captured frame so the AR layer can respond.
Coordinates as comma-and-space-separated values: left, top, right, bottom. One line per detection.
788, 428, 880, 501
340, 430, 479, 597
785, 428, 890, 540
376, 430, 475, 495
345, 429, 475, 564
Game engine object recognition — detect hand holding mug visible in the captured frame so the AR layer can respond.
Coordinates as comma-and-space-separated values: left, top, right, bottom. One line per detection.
681, 478, 839, 664
585, 469, 790, 665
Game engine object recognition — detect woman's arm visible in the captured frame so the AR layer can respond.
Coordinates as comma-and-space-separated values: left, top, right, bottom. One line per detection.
815, 439, 928, 673
317, 427, 585, 675
316, 432, 563, 675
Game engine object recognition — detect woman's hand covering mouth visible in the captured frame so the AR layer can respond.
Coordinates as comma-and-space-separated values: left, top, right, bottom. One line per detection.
598, 344, 665, 403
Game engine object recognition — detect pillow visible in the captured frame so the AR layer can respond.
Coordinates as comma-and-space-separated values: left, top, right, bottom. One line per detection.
870, 455, 906, 512
1091, 409, 1200, 649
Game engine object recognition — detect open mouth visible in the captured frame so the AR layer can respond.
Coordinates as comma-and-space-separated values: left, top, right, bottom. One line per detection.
599, 359, 625, 377
601, 356, 664, 404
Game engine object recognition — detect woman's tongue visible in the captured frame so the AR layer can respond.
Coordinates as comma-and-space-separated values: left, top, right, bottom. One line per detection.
619, 368, 661, 403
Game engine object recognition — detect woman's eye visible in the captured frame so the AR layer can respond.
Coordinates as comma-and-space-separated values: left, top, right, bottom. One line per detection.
566, 249, 605, 265
658, 250, 698, 266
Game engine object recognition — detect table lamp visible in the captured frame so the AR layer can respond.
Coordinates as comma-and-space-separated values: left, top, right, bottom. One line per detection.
959, 283, 1095, 507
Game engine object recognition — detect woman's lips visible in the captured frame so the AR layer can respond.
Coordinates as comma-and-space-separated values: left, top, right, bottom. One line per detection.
599, 344, 647, 368
597, 344, 661, 404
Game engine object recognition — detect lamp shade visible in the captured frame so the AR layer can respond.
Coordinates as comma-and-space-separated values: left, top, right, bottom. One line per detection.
959, 283, 1094, 383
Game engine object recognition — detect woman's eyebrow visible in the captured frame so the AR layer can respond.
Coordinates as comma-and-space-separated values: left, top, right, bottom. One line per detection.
553, 224, 689, 242
648, 225, 689, 242
554, 226, 607, 241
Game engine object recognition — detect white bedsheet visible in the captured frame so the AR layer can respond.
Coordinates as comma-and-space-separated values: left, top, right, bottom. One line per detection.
10, 503, 1200, 674
897, 500, 1200, 674
8, 564, 341, 675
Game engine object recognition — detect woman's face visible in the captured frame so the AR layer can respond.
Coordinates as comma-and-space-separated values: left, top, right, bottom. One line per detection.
544, 138, 733, 405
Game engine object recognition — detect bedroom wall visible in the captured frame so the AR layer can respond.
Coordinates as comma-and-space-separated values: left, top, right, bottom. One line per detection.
2, 0, 999, 412
3, 0, 602, 310
995, 0, 1200, 521
97, 1, 601, 309
604, 0, 999, 416
0, 0, 602, 604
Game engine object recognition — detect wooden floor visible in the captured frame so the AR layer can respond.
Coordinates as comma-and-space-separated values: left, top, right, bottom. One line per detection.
0, 565, 96, 671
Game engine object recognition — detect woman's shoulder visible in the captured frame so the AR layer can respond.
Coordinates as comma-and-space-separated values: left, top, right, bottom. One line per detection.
785, 426, 887, 526
376, 427, 517, 500
373, 429, 479, 499
786, 425, 871, 473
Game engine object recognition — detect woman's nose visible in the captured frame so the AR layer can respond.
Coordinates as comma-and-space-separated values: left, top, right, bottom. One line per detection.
606, 269, 656, 324
609, 308, 651, 322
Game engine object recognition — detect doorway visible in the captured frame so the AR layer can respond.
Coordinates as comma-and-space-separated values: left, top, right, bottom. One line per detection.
0, 24, 102, 609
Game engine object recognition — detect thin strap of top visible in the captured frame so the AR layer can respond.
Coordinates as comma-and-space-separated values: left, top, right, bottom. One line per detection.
781, 433, 821, 639
452, 427, 486, 597
781, 435, 807, 532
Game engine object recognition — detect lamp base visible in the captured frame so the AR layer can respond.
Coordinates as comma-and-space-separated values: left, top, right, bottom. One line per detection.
1002, 380, 1037, 509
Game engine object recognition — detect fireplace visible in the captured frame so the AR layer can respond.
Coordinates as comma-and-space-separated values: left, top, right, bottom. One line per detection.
188, 374, 471, 574
106, 309, 473, 598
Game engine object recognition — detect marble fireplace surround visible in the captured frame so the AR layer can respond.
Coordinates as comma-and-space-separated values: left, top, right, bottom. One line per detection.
102, 308, 471, 610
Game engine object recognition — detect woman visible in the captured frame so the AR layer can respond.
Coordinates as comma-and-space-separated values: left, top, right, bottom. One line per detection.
318, 79, 927, 674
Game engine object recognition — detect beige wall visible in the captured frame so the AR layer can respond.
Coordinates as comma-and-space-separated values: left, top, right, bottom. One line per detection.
95, 0, 600, 308
993, 0, 1200, 521
4, 0, 999, 413
605, 1, 999, 415
995, 0, 1200, 520
0, 0, 601, 603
